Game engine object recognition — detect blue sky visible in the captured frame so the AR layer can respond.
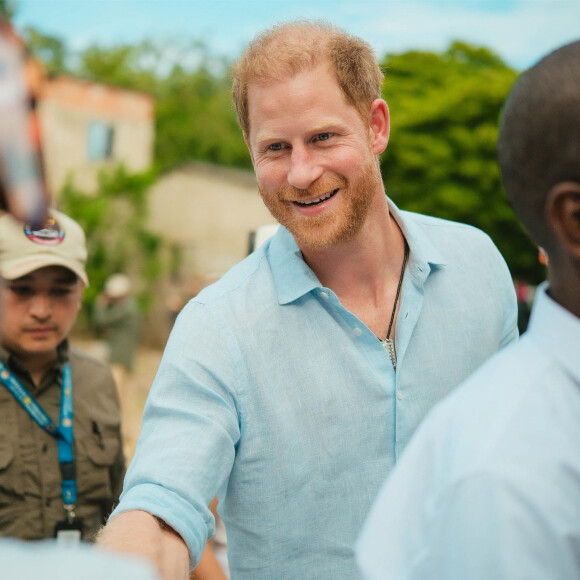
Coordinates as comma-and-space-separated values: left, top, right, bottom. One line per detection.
12, 0, 580, 71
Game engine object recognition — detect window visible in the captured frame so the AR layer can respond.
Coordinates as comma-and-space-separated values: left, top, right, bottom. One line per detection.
87, 121, 114, 161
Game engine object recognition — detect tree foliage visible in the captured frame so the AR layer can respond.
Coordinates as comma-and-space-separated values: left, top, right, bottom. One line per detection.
21, 26, 66, 76
58, 166, 163, 319
74, 39, 250, 172
24, 26, 543, 283
380, 42, 543, 282
0, 0, 15, 20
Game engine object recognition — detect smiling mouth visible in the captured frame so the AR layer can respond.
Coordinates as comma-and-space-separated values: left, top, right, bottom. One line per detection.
294, 189, 339, 207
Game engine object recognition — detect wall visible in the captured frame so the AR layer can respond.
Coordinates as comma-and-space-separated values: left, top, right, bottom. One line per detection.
38, 77, 154, 195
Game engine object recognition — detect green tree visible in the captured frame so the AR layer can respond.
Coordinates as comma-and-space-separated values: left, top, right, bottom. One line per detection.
155, 62, 250, 171
75, 39, 250, 172
0, 0, 15, 20
381, 42, 543, 282
59, 166, 163, 322
21, 26, 67, 76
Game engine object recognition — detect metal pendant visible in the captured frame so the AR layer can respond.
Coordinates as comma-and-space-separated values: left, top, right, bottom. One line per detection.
380, 338, 397, 371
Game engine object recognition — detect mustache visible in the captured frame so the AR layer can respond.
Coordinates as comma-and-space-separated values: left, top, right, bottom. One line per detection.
276, 176, 347, 201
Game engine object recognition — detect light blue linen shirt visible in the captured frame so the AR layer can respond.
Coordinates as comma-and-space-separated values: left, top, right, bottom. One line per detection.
356, 283, 580, 580
113, 203, 517, 579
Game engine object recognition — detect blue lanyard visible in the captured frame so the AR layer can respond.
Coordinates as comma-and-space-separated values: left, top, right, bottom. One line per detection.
0, 360, 76, 507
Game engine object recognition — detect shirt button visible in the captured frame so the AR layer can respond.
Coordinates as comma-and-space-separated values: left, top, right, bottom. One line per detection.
320, 291, 329, 299
396, 390, 403, 400
352, 327, 362, 336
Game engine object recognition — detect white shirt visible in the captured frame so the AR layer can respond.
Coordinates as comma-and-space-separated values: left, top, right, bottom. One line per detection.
356, 283, 580, 580
0, 538, 160, 580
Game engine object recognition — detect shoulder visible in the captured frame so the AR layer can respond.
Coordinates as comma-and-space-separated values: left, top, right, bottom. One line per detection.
192, 248, 272, 306
402, 210, 499, 253
405, 335, 551, 481
68, 346, 115, 387
167, 249, 277, 352
360, 335, 576, 578
69, 346, 112, 372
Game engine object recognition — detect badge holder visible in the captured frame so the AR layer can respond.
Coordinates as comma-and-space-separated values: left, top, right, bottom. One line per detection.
54, 504, 83, 546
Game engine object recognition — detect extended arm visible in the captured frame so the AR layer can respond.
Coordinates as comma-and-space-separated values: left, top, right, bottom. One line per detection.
96, 510, 190, 580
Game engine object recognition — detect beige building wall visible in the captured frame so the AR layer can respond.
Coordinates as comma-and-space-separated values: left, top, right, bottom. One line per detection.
38, 77, 154, 195
147, 161, 276, 286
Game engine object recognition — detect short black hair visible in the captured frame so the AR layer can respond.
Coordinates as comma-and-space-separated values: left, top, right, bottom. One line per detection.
497, 40, 580, 250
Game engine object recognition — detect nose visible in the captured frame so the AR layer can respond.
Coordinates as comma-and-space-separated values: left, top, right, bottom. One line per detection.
287, 145, 323, 191
29, 293, 52, 320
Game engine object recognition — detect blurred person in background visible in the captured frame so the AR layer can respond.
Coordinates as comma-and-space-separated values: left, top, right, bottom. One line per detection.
94, 273, 141, 384
93, 273, 141, 456
356, 40, 580, 580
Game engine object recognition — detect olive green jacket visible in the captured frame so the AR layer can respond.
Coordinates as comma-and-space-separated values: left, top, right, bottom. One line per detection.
0, 341, 126, 541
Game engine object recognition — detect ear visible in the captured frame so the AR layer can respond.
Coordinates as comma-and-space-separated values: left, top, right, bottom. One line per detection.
369, 99, 390, 155
546, 181, 580, 259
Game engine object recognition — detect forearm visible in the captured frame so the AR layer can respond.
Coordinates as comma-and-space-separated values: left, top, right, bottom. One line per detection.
96, 510, 190, 580
190, 542, 228, 580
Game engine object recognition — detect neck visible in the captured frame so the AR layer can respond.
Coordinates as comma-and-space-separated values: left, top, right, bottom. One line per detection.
302, 196, 403, 297
299, 198, 408, 339
11, 350, 57, 387
547, 266, 580, 319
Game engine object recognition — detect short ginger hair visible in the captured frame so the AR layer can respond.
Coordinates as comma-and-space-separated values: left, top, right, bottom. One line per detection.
231, 19, 384, 137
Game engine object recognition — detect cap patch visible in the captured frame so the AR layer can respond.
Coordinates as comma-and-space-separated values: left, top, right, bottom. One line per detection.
23, 216, 65, 246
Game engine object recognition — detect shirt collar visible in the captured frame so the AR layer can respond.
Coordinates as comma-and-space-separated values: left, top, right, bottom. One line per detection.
267, 200, 446, 305
268, 226, 322, 305
527, 281, 580, 381
388, 198, 446, 272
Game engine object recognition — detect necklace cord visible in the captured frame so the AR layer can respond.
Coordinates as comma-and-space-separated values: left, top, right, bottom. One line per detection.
385, 240, 409, 340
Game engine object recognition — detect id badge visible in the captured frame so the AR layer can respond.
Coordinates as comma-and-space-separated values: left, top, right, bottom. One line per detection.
54, 517, 83, 546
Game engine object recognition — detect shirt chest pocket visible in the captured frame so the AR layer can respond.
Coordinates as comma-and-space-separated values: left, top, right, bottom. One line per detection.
76, 434, 120, 501
0, 441, 23, 503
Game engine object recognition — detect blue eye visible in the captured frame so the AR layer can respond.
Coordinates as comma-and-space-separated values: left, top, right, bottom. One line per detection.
317, 133, 331, 141
268, 143, 283, 151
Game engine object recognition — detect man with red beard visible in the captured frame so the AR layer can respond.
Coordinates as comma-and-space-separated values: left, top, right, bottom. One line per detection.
97, 20, 517, 580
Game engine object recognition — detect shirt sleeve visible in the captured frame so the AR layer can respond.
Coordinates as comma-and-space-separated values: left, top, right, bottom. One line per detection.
110, 300, 241, 565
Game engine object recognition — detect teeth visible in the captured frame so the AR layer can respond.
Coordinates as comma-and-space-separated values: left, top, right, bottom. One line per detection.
297, 189, 336, 206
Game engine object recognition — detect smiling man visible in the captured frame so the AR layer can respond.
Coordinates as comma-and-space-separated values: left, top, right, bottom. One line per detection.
97, 20, 517, 580
0, 209, 125, 543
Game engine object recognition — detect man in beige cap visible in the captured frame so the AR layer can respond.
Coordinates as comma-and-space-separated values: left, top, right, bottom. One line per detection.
0, 208, 126, 543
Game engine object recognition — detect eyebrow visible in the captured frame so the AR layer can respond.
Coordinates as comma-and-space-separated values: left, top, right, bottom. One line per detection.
10, 273, 78, 285
255, 121, 347, 145
53, 277, 78, 285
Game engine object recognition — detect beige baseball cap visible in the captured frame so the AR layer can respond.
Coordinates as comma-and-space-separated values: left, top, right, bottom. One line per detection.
0, 209, 89, 286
